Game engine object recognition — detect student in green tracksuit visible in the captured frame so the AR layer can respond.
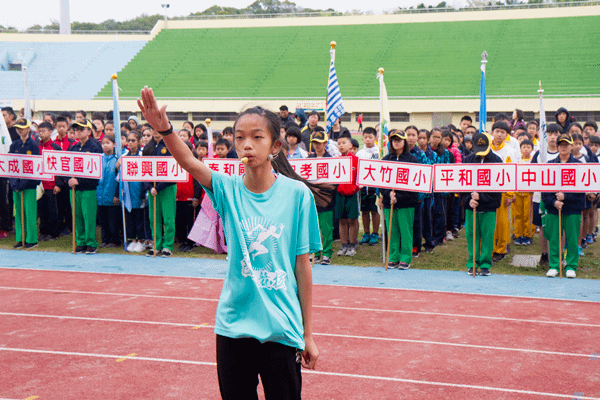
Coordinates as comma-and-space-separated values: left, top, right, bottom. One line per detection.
66, 119, 103, 254
9, 118, 40, 249
542, 133, 586, 279
143, 129, 176, 257
461, 132, 503, 276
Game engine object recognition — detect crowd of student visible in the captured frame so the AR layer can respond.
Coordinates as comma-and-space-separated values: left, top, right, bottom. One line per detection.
1, 105, 599, 277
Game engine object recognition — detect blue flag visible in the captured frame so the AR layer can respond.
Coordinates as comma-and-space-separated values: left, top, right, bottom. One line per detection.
479, 52, 488, 133
325, 47, 345, 133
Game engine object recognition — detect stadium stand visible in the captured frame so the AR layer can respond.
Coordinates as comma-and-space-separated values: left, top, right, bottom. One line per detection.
0, 41, 147, 100
96, 15, 600, 100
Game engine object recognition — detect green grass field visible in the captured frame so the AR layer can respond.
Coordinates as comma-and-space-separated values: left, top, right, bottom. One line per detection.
2, 223, 599, 280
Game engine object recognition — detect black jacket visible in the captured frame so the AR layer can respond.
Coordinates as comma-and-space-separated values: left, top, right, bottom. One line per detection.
460, 152, 503, 213
66, 137, 103, 191
380, 152, 420, 209
8, 136, 41, 191
555, 107, 574, 135
142, 140, 177, 193
541, 155, 586, 216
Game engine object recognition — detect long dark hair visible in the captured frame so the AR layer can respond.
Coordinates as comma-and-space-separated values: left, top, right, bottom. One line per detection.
235, 107, 334, 208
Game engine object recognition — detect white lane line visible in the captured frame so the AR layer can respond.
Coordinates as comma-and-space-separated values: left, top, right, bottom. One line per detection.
0, 286, 219, 302
1, 347, 597, 400
1, 286, 599, 328
0, 312, 593, 359
313, 305, 600, 328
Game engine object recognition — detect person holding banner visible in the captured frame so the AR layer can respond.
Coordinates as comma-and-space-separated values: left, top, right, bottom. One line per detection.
542, 134, 586, 279
490, 121, 519, 262
37, 122, 62, 241
430, 128, 451, 247
380, 130, 419, 270
66, 120, 103, 254
461, 133, 503, 276
8, 118, 41, 249
142, 127, 177, 257
138, 88, 320, 400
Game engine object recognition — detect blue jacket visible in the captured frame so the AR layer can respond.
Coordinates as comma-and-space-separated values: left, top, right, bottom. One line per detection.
8, 136, 41, 191
97, 153, 119, 206
123, 149, 144, 209
541, 155, 586, 216
66, 137, 103, 191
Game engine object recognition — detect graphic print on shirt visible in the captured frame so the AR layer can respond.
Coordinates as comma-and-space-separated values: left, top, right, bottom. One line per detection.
240, 217, 286, 291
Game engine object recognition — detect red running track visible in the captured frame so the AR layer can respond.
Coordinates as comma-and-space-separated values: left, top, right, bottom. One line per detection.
1, 268, 599, 399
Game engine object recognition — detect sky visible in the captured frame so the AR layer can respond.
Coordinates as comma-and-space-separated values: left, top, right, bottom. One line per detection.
2, 0, 463, 31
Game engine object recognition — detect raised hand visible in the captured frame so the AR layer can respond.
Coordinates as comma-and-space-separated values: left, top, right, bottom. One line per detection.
137, 86, 170, 132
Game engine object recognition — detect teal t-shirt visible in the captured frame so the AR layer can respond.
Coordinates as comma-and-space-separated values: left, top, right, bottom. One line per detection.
205, 171, 322, 350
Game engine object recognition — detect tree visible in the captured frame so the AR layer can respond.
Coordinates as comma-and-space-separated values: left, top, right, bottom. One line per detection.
436, 1, 448, 7
417, 3, 426, 8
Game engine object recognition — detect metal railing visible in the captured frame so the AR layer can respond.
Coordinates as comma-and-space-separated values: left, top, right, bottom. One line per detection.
0, 29, 151, 35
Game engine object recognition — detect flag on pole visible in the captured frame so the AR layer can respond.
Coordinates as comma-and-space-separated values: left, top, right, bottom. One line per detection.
325, 41, 345, 133
0, 112, 11, 154
112, 75, 132, 212
479, 51, 488, 133
206, 119, 214, 158
376, 68, 390, 159
538, 81, 548, 163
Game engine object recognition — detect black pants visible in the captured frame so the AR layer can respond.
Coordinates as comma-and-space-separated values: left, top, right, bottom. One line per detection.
0, 178, 13, 232
432, 193, 447, 244
38, 190, 59, 238
98, 205, 121, 245
216, 335, 301, 400
56, 187, 72, 233
412, 202, 422, 252
175, 201, 195, 245
125, 208, 145, 241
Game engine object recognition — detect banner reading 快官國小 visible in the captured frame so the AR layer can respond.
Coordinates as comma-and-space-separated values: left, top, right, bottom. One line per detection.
358, 159, 433, 193
433, 164, 517, 192
120, 156, 188, 182
42, 150, 102, 179
0, 154, 53, 181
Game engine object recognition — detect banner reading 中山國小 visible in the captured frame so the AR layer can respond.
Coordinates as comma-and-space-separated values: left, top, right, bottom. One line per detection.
42, 150, 102, 179
0, 154, 53, 181
358, 159, 433, 193
517, 163, 600, 192
433, 164, 517, 192
120, 156, 188, 182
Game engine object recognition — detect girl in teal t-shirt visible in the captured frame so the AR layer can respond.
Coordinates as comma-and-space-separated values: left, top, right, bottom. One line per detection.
138, 87, 321, 400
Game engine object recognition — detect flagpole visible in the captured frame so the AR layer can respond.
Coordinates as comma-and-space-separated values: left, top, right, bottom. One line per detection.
112, 74, 128, 251
377, 67, 386, 264
479, 51, 488, 133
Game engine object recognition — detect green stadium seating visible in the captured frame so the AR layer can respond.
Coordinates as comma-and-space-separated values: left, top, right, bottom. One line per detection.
95, 15, 600, 99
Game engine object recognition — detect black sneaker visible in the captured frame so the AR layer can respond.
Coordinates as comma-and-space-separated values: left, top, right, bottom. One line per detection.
467, 267, 479, 275
479, 268, 491, 276
492, 253, 505, 262
387, 262, 399, 269
423, 246, 434, 253
160, 249, 172, 258
85, 247, 97, 254
321, 256, 331, 265
539, 253, 549, 266
75, 245, 86, 254
398, 262, 411, 270
146, 249, 155, 257
24, 242, 38, 249
13, 242, 23, 249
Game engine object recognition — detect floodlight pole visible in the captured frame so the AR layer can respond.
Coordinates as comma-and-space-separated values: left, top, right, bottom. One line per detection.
23, 66, 31, 121
161, 4, 170, 28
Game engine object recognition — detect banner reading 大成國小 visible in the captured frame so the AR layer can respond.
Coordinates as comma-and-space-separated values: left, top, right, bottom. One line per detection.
0, 154, 53, 181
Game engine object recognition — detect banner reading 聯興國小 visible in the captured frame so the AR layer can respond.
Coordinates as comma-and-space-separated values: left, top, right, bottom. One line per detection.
0, 154, 53, 181
358, 159, 433, 193
120, 156, 188, 182
42, 150, 102, 179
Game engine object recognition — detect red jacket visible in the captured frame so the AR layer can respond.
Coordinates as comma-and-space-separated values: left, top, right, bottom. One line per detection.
176, 172, 196, 201
337, 154, 359, 196
39, 139, 61, 191
54, 135, 73, 151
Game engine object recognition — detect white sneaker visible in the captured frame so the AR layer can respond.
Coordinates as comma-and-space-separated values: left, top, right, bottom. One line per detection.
566, 270, 576, 279
446, 231, 454, 241
345, 247, 356, 256
127, 241, 137, 252
546, 269, 559, 278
